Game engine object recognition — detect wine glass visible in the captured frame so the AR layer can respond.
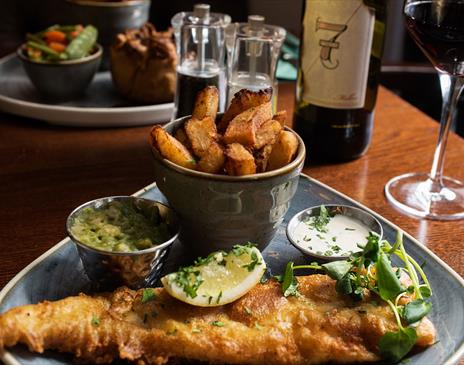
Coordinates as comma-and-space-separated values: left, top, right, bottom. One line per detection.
385, 0, 464, 220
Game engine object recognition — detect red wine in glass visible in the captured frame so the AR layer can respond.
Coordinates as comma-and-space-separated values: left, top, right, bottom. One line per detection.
385, 0, 464, 220
404, 0, 464, 76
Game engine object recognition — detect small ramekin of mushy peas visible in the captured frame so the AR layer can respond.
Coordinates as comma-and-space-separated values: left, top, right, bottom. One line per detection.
66, 196, 178, 289
286, 205, 383, 261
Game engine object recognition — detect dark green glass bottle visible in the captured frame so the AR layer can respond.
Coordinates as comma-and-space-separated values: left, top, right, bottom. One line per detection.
294, 0, 387, 163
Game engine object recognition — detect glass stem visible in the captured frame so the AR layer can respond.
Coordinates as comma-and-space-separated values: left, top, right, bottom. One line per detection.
429, 75, 463, 187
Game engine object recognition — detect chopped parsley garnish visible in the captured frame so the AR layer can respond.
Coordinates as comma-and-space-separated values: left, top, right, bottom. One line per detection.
172, 266, 204, 298
324, 250, 333, 256
331, 245, 342, 253
192, 328, 201, 333
303, 235, 312, 241
345, 227, 356, 231
242, 250, 262, 272
91, 315, 100, 327
332, 236, 337, 242
316, 234, 325, 240
212, 321, 225, 327
244, 307, 252, 315
216, 291, 223, 304
141, 288, 157, 303
306, 205, 331, 233
231, 242, 256, 257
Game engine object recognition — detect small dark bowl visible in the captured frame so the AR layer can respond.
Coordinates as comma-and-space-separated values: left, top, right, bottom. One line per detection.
64, 0, 150, 69
17, 44, 102, 101
66, 196, 179, 290
152, 113, 306, 257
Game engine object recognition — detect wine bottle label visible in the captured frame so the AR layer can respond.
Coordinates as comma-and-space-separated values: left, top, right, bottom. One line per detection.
301, 0, 375, 109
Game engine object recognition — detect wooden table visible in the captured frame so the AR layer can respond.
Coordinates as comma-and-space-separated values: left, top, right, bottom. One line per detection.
0, 83, 463, 363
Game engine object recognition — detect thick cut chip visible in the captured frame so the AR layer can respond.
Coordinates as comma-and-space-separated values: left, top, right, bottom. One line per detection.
150, 126, 196, 170
174, 127, 191, 149
223, 102, 273, 147
192, 86, 219, 121
273, 110, 287, 127
266, 130, 299, 171
225, 143, 256, 176
197, 142, 226, 174
254, 119, 283, 149
255, 144, 273, 173
219, 88, 272, 132
185, 116, 217, 158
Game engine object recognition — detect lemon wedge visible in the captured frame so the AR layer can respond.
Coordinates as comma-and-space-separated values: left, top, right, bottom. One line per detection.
161, 244, 266, 307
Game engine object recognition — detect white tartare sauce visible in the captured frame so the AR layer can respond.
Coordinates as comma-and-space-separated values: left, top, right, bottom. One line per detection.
294, 214, 371, 257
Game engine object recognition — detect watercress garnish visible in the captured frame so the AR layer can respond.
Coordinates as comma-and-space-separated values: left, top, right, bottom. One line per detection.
278, 230, 433, 363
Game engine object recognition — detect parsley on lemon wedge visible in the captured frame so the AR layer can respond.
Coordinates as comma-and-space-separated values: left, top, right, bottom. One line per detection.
161, 244, 266, 307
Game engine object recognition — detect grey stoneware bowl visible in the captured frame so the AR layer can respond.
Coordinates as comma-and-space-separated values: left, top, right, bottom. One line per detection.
64, 0, 150, 69
151, 114, 306, 257
286, 204, 383, 262
17, 44, 102, 101
66, 196, 179, 290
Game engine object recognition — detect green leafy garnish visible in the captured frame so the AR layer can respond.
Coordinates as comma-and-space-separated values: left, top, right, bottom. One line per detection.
277, 230, 433, 363
212, 321, 225, 327
379, 327, 417, 362
173, 266, 204, 298
403, 299, 432, 324
376, 252, 404, 301
141, 288, 157, 303
306, 205, 331, 233
281, 262, 300, 297
242, 250, 262, 272
91, 315, 100, 327
322, 260, 352, 280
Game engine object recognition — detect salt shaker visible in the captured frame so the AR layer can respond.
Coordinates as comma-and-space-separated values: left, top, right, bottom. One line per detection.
171, 4, 231, 119
225, 15, 286, 107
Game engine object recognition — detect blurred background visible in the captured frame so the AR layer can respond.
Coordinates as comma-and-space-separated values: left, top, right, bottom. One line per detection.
0, 0, 463, 136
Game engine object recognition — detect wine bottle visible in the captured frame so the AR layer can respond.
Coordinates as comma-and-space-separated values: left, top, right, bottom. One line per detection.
294, 0, 387, 163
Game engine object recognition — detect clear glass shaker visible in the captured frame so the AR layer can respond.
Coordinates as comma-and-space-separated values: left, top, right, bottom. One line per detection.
225, 15, 286, 107
171, 4, 231, 119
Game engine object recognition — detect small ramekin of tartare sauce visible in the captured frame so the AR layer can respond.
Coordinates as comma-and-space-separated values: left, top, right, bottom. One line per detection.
286, 205, 383, 261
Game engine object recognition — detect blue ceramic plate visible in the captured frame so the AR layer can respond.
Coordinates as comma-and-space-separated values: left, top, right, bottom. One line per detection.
1, 174, 463, 365
0, 54, 173, 127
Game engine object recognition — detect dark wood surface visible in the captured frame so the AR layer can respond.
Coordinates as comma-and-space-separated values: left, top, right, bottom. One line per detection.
0, 83, 463, 363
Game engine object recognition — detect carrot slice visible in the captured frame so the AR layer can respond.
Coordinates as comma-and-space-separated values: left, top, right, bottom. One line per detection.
48, 42, 66, 52
44, 30, 66, 43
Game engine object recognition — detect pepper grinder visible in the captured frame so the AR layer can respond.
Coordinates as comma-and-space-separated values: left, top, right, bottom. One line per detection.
171, 4, 231, 119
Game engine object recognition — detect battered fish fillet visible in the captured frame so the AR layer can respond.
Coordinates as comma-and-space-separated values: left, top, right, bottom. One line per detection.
0, 275, 435, 364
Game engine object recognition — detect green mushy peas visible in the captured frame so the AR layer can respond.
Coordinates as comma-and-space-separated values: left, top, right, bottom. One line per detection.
70, 200, 170, 252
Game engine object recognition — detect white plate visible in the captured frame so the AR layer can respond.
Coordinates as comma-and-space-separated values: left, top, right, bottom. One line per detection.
0, 53, 174, 127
